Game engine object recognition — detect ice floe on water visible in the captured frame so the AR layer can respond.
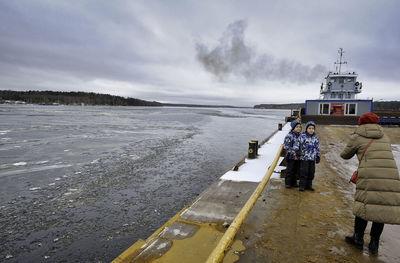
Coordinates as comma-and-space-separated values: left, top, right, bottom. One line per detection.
35, 160, 49, 164
63, 188, 81, 197
0, 130, 11, 135
0, 105, 290, 262
13, 162, 27, 166
0, 164, 73, 178
130, 154, 141, 160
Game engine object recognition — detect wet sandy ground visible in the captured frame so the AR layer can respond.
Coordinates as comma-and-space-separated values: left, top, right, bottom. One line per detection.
235, 125, 400, 262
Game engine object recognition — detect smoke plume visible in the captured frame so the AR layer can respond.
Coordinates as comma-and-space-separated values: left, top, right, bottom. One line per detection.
196, 20, 326, 83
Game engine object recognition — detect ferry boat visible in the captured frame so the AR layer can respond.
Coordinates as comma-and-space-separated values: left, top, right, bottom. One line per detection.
304, 48, 373, 119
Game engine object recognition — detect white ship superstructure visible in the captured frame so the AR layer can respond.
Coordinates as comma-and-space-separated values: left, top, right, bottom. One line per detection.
304, 48, 372, 117
320, 48, 362, 100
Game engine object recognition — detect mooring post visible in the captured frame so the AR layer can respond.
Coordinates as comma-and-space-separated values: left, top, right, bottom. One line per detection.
248, 141, 257, 159
251, 139, 259, 155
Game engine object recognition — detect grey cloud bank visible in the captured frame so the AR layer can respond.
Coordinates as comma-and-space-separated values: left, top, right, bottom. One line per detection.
0, 0, 399, 106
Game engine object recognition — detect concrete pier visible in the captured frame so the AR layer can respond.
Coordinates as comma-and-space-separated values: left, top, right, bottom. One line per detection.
114, 125, 400, 263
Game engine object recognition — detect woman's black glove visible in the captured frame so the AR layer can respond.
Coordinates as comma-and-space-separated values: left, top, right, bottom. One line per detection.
316, 156, 320, 164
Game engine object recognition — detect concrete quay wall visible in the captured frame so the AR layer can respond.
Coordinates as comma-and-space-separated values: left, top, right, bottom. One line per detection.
113, 125, 400, 263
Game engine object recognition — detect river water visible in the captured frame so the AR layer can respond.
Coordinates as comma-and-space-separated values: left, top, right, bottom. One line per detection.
0, 105, 288, 262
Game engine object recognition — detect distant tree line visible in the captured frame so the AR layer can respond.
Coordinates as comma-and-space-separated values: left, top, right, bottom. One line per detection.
2, 90, 399, 109
254, 103, 305, 109
0, 90, 163, 106
373, 101, 400, 110
255, 101, 400, 111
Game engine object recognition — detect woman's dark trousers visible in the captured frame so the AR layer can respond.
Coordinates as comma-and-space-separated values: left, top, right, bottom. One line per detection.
285, 159, 299, 186
299, 160, 315, 189
354, 216, 384, 240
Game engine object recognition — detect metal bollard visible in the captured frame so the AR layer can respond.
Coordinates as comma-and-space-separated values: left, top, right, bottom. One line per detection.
278, 123, 283, 130
251, 139, 259, 155
248, 141, 257, 159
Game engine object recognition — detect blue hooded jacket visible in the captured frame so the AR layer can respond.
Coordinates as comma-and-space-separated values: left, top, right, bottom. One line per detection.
283, 120, 301, 160
294, 121, 320, 161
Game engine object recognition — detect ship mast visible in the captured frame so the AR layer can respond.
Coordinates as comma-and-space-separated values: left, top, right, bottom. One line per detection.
334, 48, 347, 73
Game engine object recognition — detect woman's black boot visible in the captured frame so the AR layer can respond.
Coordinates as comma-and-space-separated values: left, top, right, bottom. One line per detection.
368, 237, 379, 254
345, 233, 364, 250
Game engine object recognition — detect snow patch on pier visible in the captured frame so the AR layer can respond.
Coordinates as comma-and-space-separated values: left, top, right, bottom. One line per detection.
220, 123, 290, 182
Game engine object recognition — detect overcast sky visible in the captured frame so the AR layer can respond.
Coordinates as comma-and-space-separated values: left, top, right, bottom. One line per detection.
1, 0, 399, 106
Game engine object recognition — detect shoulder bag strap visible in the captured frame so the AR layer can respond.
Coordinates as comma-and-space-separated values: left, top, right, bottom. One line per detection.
358, 139, 374, 166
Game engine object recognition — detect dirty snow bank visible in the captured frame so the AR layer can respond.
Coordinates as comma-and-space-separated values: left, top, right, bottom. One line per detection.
220, 123, 290, 182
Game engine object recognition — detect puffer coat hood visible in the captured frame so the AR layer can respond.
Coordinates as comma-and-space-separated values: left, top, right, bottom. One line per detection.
340, 123, 400, 224
354, 123, 384, 139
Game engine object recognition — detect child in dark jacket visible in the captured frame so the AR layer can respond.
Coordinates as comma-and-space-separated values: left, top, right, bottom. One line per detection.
283, 120, 302, 188
294, 121, 320, 191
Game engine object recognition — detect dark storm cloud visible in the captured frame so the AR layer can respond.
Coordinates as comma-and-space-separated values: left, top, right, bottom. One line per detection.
196, 20, 327, 83
0, 1, 153, 84
349, 6, 400, 81
0, 0, 399, 105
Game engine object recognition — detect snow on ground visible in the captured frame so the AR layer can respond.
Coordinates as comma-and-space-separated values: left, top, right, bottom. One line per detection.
392, 144, 400, 169
220, 123, 290, 182
325, 142, 400, 182
219, 125, 400, 184
324, 141, 358, 182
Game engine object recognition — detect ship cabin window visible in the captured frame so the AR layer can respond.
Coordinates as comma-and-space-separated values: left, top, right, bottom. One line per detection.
346, 93, 351, 99
347, 78, 354, 82
338, 94, 343, 99
345, 103, 356, 115
319, 103, 330, 115
331, 94, 336, 98
339, 78, 345, 84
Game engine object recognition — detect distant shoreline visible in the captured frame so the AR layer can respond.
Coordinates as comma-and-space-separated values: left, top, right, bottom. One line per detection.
0, 90, 162, 107
0, 90, 282, 109
1, 90, 399, 110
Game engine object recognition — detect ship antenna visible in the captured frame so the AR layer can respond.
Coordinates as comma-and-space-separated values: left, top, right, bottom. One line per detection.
334, 48, 347, 73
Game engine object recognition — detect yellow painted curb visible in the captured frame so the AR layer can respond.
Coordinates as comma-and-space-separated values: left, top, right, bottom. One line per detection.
206, 144, 284, 263
112, 203, 192, 263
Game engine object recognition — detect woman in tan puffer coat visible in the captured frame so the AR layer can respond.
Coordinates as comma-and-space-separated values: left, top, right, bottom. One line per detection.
340, 112, 400, 254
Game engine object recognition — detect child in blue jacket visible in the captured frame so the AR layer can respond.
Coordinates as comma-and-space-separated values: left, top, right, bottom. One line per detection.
294, 121, 320, 191
283, 120, 302, 188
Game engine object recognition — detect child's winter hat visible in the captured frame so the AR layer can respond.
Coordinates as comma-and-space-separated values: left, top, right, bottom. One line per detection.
358, 112, 379, 126
290, 120, 300, 129
305, 121, 316, 130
